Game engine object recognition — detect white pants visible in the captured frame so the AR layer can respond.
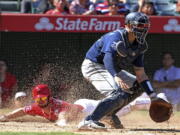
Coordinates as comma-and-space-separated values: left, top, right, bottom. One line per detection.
74, 93, 151, 117
81, 59, 136, 96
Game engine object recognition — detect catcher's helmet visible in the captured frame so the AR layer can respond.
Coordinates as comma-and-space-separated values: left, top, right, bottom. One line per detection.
125, 12, 150, 44
32, 84, 51, 99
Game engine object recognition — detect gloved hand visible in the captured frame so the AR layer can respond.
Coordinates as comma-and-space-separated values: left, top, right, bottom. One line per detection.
149, 93, 173, 123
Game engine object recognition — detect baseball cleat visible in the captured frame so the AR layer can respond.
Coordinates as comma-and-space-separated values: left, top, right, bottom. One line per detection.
78, 119, 107, 131
102, 115, 124, 129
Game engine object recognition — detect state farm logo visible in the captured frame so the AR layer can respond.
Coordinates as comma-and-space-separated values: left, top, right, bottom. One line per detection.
35, 17, 54, 31
163, 19, 180, 32
35, 17, 121, 31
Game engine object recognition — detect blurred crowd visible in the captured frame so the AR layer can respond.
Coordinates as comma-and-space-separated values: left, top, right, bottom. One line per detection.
1, 0, 180, 16
21, 0, 180, 16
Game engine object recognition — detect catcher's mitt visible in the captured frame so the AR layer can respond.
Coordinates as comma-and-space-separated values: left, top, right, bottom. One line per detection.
149, 98, 173, 123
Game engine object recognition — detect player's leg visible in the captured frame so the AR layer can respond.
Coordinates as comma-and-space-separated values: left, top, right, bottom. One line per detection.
78, 86, 144, 130
74, 99, 124, 129
102, 92, 148, 129
78, 89, 129, 129
81, 59, 119, 96
81, 59, 124, 129
116, 93, 150, 117
74, 99, 100, 116
81, 60, 145, 129
102, 71, 140, 129
80, 63, 142, 129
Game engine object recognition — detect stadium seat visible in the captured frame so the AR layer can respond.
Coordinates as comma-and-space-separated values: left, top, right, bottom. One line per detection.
126, 0, 138, 10
0, 0, 21, 13
153, 0, 177, 16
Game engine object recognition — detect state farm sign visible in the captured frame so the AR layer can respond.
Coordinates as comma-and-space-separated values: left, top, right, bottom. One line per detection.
1, 14, 180, 33
35, 17, 121, 31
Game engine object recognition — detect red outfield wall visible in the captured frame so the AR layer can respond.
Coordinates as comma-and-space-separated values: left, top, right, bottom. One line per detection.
0, 13, 180, 33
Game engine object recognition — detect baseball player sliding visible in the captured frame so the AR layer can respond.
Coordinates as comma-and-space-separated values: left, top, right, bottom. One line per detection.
0, 84, 150, 127
0, 84, 83, 125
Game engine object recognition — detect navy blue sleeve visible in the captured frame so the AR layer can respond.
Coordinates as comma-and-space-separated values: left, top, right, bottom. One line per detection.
132, 54, 144, 67
103, 52, 118, 77
101, 31, 122, 53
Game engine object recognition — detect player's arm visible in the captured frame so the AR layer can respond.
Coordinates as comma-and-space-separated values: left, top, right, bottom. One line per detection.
103, 52, 118, 77
102, 37, 122, 77
133, 66, 148, 82
133, 54, 148, 82
153, 80, 168, 88
133, 66, 155, 96
0, 108, 26, 122
153, 79, 180, 89
133, 54, 155, 97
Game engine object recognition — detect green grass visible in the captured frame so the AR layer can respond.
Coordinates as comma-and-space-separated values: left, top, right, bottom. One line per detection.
0, 132, 82, 135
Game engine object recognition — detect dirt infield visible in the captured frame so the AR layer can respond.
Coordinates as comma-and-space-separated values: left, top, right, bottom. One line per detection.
0, 110, 180, 135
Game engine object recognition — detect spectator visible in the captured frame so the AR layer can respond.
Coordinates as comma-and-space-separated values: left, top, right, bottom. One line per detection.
107, 0, 129, 15
131, 0, 156, 15
21, 0, 32, 13
153, 52, 180, 108
95, 0, 129, 15
107, 0, 119, 15
95, 0, 109, 15
46, 0, 69, 15
14, 92, 28, 108
69, 0, 95, 15
0, 60, 17, 108
21, 0, 54, 13
176, 0, 180, 15
153, 0, 177, 16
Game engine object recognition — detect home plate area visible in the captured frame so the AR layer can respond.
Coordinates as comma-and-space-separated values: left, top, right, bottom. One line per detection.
0, 111, 179, 135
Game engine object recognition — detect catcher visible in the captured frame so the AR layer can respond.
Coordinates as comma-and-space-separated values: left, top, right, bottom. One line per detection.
78, 12, 173, 130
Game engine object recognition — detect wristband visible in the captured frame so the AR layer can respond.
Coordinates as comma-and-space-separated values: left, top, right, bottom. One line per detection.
140, 80, 154, 95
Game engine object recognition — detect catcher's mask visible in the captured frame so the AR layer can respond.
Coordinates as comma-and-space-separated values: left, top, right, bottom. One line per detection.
125, 12, 150, 44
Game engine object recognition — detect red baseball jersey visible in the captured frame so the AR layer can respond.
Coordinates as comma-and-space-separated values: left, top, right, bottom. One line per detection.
0, 72, 17, 103
23, 98, 83, 121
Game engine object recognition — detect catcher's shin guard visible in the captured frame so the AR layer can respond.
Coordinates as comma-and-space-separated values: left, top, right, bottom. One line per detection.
109, 82, 143, 116
86, 89, 130, 121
